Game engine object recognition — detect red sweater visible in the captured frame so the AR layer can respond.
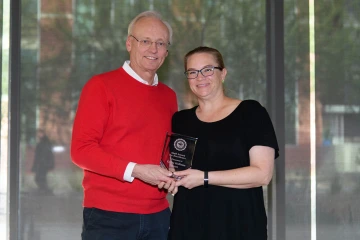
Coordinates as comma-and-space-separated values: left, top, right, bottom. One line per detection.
71, 68, 177, 214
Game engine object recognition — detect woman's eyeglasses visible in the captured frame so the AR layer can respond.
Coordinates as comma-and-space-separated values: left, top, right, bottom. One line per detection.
184, 66, 222, 79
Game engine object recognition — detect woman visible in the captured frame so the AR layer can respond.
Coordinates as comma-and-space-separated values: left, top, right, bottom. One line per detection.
168, 46, 279, 240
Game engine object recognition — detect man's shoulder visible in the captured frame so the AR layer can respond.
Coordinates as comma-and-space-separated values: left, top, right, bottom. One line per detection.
157, 82, 176, 95
85, 67, 126, 87
93, 67, 124, 80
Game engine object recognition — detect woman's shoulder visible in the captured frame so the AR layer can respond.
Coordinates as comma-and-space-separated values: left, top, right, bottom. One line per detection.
173, 106, 197, 119
237, 99, 268, 119
240, 99, 263, 108
176, 106, 197, 115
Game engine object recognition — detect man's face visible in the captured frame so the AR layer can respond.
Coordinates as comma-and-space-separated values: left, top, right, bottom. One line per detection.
126, 17, 169, 78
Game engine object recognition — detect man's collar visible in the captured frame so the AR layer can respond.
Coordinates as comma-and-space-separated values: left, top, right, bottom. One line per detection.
122, 61, 158, 86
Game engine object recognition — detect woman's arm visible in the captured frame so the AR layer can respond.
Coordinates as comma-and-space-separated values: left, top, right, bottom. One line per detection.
175, 146, 275, 189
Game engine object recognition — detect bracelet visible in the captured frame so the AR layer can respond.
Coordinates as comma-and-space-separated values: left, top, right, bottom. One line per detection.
204, 171, 208, 188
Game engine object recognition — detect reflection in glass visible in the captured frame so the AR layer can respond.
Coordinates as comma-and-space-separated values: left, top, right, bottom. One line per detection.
11, 0, 360, 239
315, 0, 360, 239
1, 0, 10, 239
18, 1, 267, 239
285, 0, 360, 239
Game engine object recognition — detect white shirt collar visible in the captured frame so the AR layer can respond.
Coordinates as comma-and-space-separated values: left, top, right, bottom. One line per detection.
122, 61, 158, 86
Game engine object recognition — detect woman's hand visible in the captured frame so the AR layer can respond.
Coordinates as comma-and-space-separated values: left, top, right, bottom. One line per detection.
174, 169, 204, 189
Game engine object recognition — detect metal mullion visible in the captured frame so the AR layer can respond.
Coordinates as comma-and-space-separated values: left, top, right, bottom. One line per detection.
9, 0, 21, 239
266, 0, 286, 240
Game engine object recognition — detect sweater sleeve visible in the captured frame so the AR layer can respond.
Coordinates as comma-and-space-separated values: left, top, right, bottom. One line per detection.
70, 76, 128, 181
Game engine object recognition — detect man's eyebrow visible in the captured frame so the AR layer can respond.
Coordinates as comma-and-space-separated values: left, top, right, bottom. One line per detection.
139, 36, 167, 41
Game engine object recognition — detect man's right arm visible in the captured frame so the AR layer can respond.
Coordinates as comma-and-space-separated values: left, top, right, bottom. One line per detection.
71, 76, 175, 185
123, 162, 136, 182
70, 77, 129, 181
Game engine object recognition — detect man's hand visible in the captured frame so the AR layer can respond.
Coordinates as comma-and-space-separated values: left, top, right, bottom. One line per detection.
132, 164, 173, 186
158, 178, 178, 196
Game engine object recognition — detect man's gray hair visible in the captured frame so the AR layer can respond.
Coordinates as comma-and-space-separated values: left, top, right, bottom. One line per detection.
128, 11, 173, 44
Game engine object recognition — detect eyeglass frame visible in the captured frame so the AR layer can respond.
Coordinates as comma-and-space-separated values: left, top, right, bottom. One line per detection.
129, 35, 170, 49
184, 66, 223, 79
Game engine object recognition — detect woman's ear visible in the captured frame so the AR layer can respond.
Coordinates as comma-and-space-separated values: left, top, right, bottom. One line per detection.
221, 68, 228, 80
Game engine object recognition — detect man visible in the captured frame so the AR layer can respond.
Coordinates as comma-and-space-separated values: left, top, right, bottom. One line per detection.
32, 130, 54, 194
71, 11, 178, 240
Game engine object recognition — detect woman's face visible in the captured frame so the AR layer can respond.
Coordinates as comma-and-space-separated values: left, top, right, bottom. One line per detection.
185, 53, 226, 100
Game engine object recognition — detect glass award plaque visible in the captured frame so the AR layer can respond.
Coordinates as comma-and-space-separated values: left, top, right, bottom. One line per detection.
160, 132, 198, 173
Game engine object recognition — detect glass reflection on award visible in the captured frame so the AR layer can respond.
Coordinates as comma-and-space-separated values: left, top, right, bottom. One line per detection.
160, 132, 198, 172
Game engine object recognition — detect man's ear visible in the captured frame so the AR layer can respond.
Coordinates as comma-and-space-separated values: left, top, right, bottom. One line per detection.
126, 36, 132, 51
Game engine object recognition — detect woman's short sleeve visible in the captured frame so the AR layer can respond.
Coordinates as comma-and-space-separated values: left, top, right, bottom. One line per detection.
244, 100, 279, 159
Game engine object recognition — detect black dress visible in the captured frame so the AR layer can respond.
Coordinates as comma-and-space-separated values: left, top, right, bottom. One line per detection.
168, 100, 279, 240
